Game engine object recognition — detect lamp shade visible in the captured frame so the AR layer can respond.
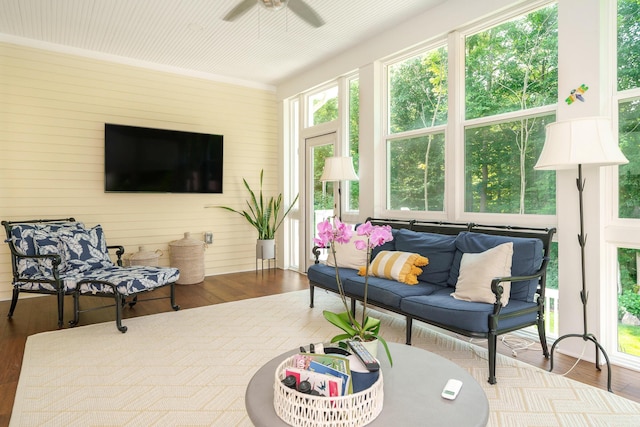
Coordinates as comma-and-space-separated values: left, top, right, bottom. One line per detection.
320, 157, 359, 182
534, 117, 628, 170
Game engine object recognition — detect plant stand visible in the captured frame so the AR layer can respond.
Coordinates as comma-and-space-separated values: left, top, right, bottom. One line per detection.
256, 239, 276, 272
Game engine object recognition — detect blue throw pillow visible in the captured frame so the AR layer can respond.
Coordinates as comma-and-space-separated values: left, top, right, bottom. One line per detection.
33, 224, 112, 277
448, 232, 543, 302
394, 228, 457, 287
57, 225, 113, 272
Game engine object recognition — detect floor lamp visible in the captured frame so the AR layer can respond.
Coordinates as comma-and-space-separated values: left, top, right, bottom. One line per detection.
320, 156, 359, 220
534, 117, 628, 393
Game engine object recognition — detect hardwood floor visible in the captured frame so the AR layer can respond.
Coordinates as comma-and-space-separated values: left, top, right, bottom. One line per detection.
0, 269, 639, 426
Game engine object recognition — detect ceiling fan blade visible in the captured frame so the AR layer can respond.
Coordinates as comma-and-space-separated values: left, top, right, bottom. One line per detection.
223, 0, 257, 22
287, 0, 325, 28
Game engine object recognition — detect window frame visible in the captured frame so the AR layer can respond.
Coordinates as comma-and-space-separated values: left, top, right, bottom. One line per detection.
604, 0, 640, 369
381, 40, 450, 220
379, 1, 558, 227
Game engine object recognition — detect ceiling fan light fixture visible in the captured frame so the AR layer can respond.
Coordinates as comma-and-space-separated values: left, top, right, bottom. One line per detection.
259, 0, 289, 12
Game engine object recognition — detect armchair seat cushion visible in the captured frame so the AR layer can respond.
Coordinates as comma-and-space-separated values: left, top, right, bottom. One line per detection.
76, 265, 180, 296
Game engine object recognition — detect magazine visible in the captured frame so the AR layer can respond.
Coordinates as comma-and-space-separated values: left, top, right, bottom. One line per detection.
285, 367, 342, 397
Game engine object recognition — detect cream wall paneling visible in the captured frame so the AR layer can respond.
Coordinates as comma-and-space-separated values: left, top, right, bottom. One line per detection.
0, 42, 280, 301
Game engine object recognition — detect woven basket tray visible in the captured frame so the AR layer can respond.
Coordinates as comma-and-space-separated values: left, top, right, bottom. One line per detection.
273, 355, 384, 427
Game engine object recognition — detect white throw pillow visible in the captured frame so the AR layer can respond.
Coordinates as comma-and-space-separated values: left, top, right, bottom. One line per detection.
325, 235, 368, 270
451, 242, 513, 306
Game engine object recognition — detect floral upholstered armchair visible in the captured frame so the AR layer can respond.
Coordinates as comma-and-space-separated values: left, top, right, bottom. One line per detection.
2, 218, 180, 332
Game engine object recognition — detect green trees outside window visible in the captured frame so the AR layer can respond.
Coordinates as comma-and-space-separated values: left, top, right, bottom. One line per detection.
616, 0, 640, 358
387, 46, 447, 211
464, 4, 558, 215
388, 47, 448, 134
349, 78, 360, 211
388, 133, 445, 211
309, 86, 338, 126
618, 99, 640, 219
464, 114, 556, 214
617, 0, 640, 219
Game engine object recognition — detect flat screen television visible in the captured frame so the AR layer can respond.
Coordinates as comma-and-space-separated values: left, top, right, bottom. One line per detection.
104, 123, 223, 193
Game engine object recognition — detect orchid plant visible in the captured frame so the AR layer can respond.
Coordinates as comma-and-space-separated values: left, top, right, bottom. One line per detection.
314, 218, 394, 365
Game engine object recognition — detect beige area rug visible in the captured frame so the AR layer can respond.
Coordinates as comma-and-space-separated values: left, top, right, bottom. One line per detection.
11, 290, 640, 427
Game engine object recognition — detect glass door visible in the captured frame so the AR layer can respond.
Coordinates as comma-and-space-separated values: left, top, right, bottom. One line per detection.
305, 133, 336, 270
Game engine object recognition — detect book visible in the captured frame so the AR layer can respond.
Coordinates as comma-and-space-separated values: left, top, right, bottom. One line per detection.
285, 367, 342, 397
308, 360, 350, 396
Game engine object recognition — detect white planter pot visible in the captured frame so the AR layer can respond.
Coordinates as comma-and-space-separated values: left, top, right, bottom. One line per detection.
361, 339, 379, 359
256, 239, 276, 260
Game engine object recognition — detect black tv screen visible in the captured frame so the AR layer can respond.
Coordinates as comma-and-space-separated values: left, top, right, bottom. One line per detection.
104, 124, 223, 193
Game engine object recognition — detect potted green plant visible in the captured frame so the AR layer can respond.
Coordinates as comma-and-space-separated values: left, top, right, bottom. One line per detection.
314, 218, 394, 365
217, 169, 299, 259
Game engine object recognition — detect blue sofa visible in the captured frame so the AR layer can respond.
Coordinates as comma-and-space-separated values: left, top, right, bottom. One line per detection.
307, 218, 556, 384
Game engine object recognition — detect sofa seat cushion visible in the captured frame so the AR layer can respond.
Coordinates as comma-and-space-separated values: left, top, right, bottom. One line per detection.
400, 288, 538, 333
75, 265, 180, 296
344, 276, 443, 310
393, 229, 457, 287
448, 232, 543, 302
307, 264, 363, 294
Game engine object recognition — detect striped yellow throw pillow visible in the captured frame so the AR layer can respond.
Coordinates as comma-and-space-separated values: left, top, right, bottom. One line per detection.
358, 251, 429, 285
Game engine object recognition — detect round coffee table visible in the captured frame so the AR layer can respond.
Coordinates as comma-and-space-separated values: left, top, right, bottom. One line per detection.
245, 342, 489, 426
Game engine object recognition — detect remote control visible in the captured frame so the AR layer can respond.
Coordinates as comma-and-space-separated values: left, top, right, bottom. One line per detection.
441, 379, 462, 400
346, 340, 380, 372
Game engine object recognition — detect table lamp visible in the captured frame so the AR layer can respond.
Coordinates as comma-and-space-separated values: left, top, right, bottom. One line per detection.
320, 156, 359, 220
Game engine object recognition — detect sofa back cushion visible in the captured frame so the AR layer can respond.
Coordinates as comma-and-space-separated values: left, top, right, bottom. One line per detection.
370, 227, 397, 260
447, 231, 544, 302
325, 235, 368, 270
394, 228, 457, 287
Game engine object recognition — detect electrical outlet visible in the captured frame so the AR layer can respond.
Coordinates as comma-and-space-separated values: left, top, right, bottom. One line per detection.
204, 232, 213, 244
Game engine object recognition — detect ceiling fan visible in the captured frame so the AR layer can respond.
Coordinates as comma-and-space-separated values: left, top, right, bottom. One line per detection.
223, 0, 325, 28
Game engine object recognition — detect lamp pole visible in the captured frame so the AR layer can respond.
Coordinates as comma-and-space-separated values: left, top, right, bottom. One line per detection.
548, 164, 612, 392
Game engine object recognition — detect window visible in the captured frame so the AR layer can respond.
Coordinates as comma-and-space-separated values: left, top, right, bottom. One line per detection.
615, 0, 640, 363
464, 4, 558, 215
387, 133, 445, 211
307, 85, 338, 126
464, 114, 556, 214
348, 77, 360, 211
617, 0, 640, 93
386, 46, 448, 212
618, 98, 640, 219
617, 0, 640, 219
388, 47, 448, 133
617, 247, 640, 358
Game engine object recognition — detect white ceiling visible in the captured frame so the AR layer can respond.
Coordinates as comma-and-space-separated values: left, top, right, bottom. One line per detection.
0, 0, 446, 88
